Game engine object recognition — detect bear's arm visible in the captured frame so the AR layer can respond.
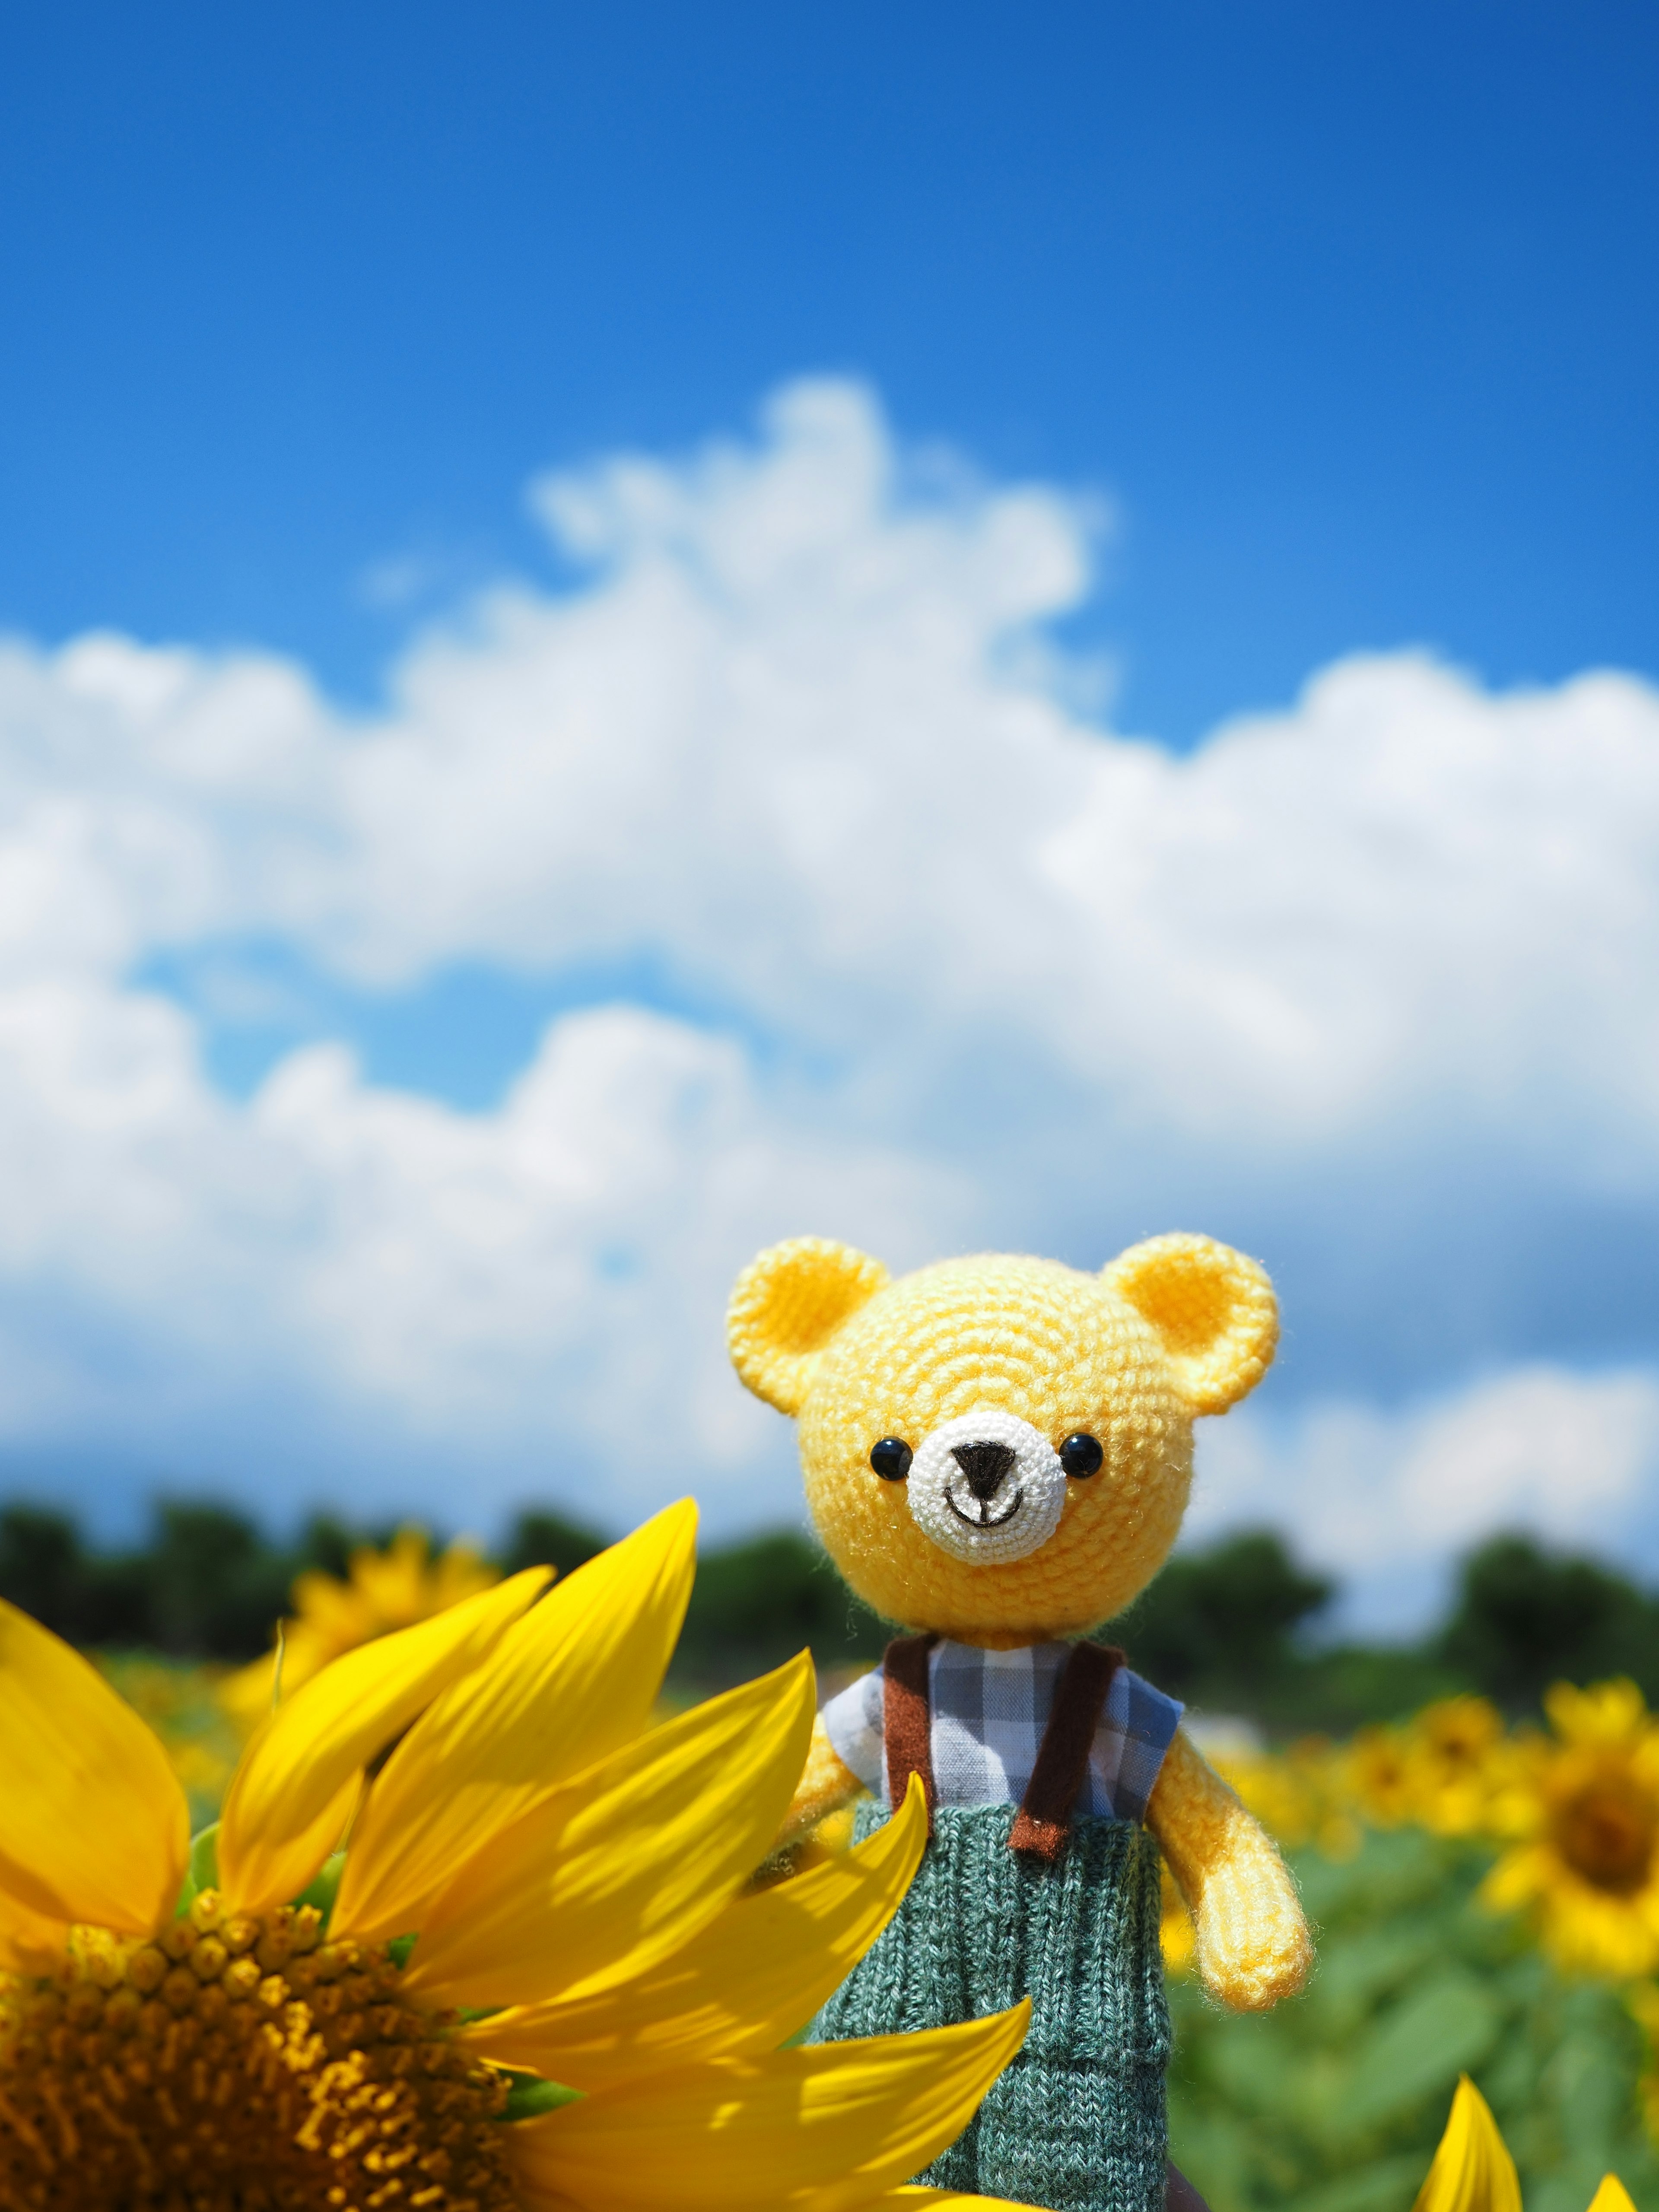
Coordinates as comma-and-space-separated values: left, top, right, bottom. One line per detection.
772, 1712, 868, 1848
1146, 1728, 1312, 2012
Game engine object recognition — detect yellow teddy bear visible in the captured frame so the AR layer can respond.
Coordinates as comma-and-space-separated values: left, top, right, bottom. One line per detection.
728, 1232, 1312, 2212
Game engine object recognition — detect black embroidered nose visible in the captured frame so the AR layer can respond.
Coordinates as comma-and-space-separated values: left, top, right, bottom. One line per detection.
951, 1440, 1016, 1500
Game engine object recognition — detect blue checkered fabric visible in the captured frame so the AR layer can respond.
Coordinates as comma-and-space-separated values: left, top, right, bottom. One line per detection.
821, 1640, 1182, 1824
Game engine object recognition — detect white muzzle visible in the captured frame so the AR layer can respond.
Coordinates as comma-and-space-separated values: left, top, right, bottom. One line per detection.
906, 1408, 1067, 1565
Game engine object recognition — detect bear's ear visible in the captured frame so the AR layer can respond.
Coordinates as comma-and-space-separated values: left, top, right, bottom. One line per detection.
728, 1237, 890, 1416
1100, 1233, 1278, 1414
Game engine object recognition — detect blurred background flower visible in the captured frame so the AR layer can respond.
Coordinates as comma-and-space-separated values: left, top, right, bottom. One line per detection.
220, 1524, 500, 1722
1160, 1685, 1659, 2212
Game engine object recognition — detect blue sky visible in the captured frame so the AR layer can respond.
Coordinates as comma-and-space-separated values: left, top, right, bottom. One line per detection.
0, 4, 1656, 1628
5, 3, 1655, 745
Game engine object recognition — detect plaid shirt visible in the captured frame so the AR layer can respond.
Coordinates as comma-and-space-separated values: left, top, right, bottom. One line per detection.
821, 1640, 1182, 1825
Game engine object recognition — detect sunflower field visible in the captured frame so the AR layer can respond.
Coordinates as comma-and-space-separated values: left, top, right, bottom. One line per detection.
1165, 1690, 1659, 2212
13, 1508, 1659, 2211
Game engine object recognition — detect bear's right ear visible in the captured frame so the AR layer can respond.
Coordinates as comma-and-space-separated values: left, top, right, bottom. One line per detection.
727, 1237, 890, 1415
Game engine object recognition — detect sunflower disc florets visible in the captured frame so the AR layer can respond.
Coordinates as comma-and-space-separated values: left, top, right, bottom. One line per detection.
0, 1892, 514, 2212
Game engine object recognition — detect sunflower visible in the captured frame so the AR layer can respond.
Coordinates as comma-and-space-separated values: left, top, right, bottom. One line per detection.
1405, 1698, 1515, 1840
1411, 2075, 1634, 2212
1, 1501, 1032, 2212
222, 1526, 502, 1726
1213, 1737, 1359, 1861
1481, 1680, 1659, 1978
1340, 1700, 1528, 1846
1345, 1719, 1427, 1831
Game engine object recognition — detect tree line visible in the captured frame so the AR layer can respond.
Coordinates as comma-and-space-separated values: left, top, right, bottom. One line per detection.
0, 1493, 1653, 1729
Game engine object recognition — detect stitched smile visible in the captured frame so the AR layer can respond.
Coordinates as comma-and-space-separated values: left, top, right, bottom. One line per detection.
946, 1484, 1024, 1530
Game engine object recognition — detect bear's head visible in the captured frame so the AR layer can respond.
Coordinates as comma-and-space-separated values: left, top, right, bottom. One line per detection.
727, 1234, 1277, 1644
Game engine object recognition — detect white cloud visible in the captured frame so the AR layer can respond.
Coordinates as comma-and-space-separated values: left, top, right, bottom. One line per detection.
0, 978, 968, 1535
13, 379, 1656, 1167
0, 375, 1654, 1596
1190, 1367, 1659, 1633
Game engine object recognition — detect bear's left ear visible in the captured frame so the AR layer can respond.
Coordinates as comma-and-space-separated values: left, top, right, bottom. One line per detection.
728, 1237, 891, 1416
1100, 1233, 1278, 1414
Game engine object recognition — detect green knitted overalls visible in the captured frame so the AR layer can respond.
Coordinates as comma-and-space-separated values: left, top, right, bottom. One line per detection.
811, 1638, 1170, 2212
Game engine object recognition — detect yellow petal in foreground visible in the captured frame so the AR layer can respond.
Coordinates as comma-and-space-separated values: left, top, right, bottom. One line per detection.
216, 1566, 549, 1914
877, 2194, 1050, 2210
0, 1887, 69, 1975
0, 1596, 188, 1934
403, 1649, 817, 2010
508, 2002, 1032, 2212
221, 1525, 504, 1723
1585, 2183, 1638, 2212
465, 1773, 928, 2085
1412, 2077, 1521, 2212
335, 1500, 696, 1943
511, 2008, 1026, 2212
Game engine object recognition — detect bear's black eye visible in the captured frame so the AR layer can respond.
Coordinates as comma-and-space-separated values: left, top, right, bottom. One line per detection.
1060, 1432, 1103, 1478
869, 1437, 913, 1481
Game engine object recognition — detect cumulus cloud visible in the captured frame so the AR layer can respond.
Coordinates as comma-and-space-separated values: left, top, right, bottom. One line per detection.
0, 376, 1654, 1610
1191, 1367, 1659, 1634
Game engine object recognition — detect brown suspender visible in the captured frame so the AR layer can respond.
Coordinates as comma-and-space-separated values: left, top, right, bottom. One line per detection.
881, 1634, 1125, 1861
882, 1631, 940, 1835
1007, 1641, 1123, 1859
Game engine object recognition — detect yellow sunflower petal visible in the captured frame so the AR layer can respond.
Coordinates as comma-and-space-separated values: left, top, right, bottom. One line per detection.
0, 1597, 188, 1933
401, 1649, 816, 2010
1412, 2077, 1521, 2212
1585, 2182, 1637, 2212
505, 2002, 1031, 2212
0, 1887, 70, 1974
1480, 1847, 1549, 1915
876, 2194, 1050, 2210
216, 1567, 548, 1914
1546, 1680, 1649, 1747
334, 1500, 697, 1943
463, 1775, 926, 2084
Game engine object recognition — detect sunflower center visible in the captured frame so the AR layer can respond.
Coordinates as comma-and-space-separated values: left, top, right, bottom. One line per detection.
0, 1891, 519, 2211
1552, 1777, 1659, 1897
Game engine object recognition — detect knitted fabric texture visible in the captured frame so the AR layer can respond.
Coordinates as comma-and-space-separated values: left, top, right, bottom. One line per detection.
730, 1226, 1313, 2018
813, 1800, 1170, 2212
779, 1711, 1315, 2013
726, 1235, 1277, 1639
1147, 1730, 1314, 2012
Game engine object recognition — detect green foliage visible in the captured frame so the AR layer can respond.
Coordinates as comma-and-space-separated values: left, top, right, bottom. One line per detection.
0, 1504, 151, 1645
1109, 1532, 1334, 1704
499, 2072, 583, 2120
673, 1529, 888, 1691
1107, 1531, 1466, 1735
1437, 1535, 1659, 1717
143, 1503, 295, 1658
1107, 1526, 1659, 1735
10, 1492, 1659, 1732
499, 1508, 609, 1580
1169, 1827, 1659, 2212
0, 1500, 402, 1659
0, 1494, 886, 1688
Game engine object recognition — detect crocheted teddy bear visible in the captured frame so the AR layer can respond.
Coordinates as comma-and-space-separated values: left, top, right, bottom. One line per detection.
727, 1233, 1312, 2212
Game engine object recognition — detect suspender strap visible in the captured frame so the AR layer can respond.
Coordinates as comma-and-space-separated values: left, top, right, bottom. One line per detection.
882, 1632, 940, 1837
1008, 1640, 1124, 1861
